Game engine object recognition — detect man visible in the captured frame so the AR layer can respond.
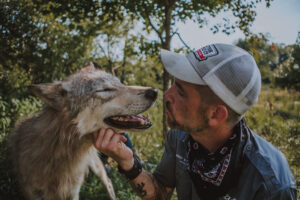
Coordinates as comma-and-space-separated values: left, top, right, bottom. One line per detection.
93, 43, 297, 199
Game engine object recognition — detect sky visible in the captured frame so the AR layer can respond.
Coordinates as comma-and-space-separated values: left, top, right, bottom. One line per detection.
172, 0, 300, 49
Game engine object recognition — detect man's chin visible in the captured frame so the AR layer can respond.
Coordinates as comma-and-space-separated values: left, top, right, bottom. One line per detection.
167, 118, 183, 130
167, 118, 207, 133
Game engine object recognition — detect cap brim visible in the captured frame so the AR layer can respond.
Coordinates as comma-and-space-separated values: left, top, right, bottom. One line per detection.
160, 49, 205, 85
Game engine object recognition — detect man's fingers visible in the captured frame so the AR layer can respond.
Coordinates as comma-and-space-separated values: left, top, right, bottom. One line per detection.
110, 133, 127, 147
93, 128, 106, 149
108, 133, 123, 151
93, 131, 98, 141
100, 128, 115, 149
93, 130, 133, 164
121, 135, 127, 143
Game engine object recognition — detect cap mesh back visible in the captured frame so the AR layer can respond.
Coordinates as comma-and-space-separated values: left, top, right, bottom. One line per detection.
245, 74, 261, 106
181, 43, 261, 114
214, 55, 253, 96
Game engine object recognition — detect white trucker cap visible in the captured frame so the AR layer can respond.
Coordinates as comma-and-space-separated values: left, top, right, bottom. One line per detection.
160, 43, 261, 115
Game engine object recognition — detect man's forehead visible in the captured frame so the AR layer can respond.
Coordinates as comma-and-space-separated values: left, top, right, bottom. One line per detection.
174, 78, 209, 94
174, 78, 198, 88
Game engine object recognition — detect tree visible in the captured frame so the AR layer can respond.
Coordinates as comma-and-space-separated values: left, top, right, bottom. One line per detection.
274, 32, 300, 90
235, 32, 300, 91
104, 0, 273, 137
236, 33, 278, 84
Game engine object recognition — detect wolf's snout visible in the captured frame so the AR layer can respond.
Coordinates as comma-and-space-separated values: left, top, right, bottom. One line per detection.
145, 88, 158, 101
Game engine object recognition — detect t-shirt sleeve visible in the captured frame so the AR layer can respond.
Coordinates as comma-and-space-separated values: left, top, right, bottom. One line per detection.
153, 130, 177, 188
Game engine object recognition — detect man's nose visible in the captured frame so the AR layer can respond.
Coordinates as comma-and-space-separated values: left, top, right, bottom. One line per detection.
145, 88, 158, 101
163, 88, 173, 104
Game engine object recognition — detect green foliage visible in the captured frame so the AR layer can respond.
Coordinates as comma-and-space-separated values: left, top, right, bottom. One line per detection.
274, 43, 300, 90
0, 96, 42, 141
0, 96, 42, 199
0, 138, 24, 200
236, 33, 278, 84
236, 33, 300, 90
80, 170, 139, 200
113, 0, 273, 46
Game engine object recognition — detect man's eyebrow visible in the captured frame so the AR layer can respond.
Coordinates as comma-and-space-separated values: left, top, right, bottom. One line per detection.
175, 81, 184, 93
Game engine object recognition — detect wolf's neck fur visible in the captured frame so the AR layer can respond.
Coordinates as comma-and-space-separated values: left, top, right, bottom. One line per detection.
17, 106, 93, 171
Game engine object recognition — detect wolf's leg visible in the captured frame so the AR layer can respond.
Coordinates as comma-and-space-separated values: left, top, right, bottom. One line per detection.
89, 149, 116, 200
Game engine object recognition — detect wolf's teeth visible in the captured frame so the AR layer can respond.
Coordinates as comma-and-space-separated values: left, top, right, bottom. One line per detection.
140, 119, 145, 125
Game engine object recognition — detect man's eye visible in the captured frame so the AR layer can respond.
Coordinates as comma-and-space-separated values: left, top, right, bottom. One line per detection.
177, 89, 184, 97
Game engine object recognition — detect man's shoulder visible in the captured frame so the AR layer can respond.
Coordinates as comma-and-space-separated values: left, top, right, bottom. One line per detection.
244, 129, 297, 192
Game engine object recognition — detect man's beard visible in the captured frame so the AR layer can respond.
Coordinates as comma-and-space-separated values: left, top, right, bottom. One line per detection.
166, 106, 209, 133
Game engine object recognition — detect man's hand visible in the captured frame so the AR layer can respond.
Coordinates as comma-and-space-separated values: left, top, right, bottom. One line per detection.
93, 128, 174, 199
93, 128, 134, 171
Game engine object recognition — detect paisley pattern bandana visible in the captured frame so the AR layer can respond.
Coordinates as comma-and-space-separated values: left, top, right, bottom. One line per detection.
186, 133, 238, 186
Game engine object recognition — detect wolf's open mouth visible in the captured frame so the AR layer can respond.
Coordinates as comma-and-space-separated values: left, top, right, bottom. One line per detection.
104, 114, 152, 130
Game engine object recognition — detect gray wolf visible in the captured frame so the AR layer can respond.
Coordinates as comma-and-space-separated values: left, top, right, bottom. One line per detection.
9, 62, 157, 200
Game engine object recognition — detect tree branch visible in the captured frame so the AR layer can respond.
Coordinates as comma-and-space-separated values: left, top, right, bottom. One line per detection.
141, 2, 164, 44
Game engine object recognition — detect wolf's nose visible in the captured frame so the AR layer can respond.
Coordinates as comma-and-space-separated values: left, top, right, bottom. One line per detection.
145, 88, 158, 101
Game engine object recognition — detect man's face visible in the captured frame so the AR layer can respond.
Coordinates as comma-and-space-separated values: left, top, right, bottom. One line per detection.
164, 78, 209, 133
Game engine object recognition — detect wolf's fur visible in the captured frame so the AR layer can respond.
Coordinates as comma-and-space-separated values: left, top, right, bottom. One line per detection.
9, 63, 156, 200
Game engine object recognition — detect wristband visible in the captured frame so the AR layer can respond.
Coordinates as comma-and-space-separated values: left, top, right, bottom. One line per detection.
118, 156, 142, 180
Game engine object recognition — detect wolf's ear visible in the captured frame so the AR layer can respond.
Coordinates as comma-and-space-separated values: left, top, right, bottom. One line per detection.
92, 62, 103, 70
80, 62, 103, 72
29, 83, 67, 110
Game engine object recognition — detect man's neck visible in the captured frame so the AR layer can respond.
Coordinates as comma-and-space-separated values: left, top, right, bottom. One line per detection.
190, 124, 234, 153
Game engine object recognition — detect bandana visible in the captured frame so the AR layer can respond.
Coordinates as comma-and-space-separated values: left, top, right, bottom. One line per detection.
184, 119, 248, 200
186, 133, 238, 186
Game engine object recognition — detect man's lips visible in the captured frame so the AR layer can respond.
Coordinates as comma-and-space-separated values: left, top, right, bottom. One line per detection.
165, 102, 174, 120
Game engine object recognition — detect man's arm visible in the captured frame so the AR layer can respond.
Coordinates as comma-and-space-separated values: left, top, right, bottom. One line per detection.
129, 169, 173, 200
93, 128, 174, 200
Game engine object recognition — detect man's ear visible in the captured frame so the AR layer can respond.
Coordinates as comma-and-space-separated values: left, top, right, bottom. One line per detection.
28, 82, 67, 110
208, 105, 228, 127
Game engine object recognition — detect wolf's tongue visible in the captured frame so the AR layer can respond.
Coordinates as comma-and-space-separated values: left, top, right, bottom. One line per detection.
105, 114, 152, 130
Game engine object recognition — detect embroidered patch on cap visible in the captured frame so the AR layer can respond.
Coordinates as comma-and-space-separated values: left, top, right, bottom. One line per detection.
194, 44, 218, 61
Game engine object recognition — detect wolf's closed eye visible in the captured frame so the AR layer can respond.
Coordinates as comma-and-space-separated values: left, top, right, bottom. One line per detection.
95, 88, 116, 93
95, 88, 116, 100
